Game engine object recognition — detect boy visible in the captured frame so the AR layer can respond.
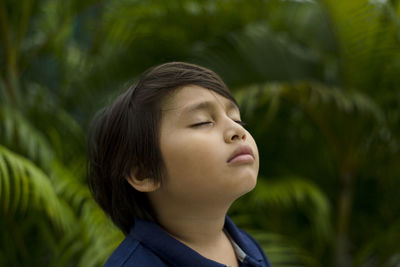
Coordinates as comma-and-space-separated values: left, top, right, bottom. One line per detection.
87, 62, 271, 267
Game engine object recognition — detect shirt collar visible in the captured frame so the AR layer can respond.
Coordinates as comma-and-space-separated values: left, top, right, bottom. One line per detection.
130, 216, 263, 266
224, 216, 264, 262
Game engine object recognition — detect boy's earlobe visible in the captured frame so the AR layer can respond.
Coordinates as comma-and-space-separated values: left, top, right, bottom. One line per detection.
125, 172, 160, 192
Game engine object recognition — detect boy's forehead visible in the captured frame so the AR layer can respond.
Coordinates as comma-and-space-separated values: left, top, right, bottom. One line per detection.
161, 85, 238, 113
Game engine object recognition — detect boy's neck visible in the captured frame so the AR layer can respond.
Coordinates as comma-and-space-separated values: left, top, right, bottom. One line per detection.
148, 193, 239, 266
149, 196, 233, 250
158, 212, 227, 247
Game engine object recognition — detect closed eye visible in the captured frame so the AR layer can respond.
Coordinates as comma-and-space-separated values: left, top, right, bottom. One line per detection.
190, 120, 246, 128
190, 121, 212, 127
235, 120, 247, 127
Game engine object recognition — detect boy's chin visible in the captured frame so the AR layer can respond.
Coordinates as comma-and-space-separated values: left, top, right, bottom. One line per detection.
231, 177, 257, 200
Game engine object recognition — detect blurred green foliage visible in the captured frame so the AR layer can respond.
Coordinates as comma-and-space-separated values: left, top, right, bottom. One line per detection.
1, 0, 400, 266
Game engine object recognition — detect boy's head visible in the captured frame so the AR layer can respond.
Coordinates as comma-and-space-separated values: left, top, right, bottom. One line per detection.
87, 62, 258, 235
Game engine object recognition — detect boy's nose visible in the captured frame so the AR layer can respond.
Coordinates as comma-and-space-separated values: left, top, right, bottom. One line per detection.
224, 125, 247, 143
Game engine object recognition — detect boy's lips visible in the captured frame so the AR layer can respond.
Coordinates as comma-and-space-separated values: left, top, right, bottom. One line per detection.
227, 145, 254, 163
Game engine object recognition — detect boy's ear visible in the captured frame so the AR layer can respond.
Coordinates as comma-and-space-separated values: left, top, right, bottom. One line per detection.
125, 169, 160, 192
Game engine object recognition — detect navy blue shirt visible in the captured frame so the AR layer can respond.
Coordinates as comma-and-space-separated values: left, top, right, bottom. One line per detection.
104, 216, 271, 267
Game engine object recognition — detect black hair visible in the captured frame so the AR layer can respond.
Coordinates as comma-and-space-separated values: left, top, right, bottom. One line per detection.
87, 62, 238, 234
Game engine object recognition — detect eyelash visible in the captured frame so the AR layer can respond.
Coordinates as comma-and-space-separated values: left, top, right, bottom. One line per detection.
236, 121, 247, 127
191, 120, 246, 127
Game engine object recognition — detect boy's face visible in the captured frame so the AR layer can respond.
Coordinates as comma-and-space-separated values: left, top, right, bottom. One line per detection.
154, 85, 259, 206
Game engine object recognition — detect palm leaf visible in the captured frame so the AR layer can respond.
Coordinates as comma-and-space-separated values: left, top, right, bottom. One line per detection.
0, 145, 71, 230
0, 106, 54, 170
251, 176, 331, 241
250, 231, 319, 267
236, 81, 384, 122
320, 0, 400, 91
192, 21, 321, 87
51, 161, 124, 267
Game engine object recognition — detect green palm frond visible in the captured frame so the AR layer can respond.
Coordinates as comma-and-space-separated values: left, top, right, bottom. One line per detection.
251, 176, 331, 240
320, 0, 400, 90
0, 106, 54, 169
236, 81, 384, 122
193, 21, 321, 87
51, 161, 123, 267
0, 145, 72, 230
278, 82, 385, 141
251, 232, 319, 267
77, 210, 123, 267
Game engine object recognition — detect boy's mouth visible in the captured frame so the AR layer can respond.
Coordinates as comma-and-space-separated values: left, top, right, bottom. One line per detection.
227, 145, 254, 163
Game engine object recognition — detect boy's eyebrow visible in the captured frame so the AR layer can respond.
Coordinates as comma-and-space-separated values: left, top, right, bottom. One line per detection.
180, 100, 239, 116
